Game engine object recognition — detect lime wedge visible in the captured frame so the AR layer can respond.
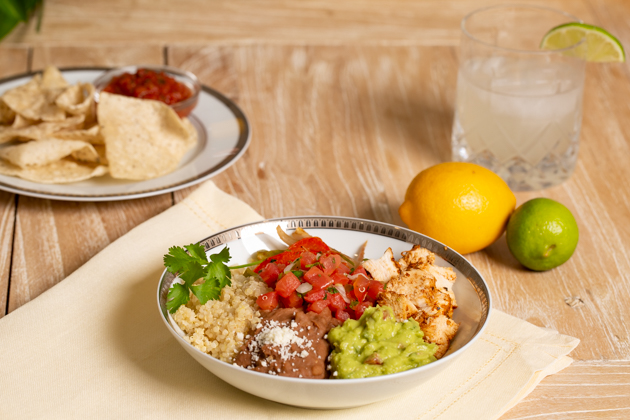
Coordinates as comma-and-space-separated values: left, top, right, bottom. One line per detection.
541, 23, 625, 62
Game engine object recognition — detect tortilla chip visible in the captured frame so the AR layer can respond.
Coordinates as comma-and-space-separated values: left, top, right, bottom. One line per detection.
41, 66, 69, 101
12, 114, 36, 129
55, 83, 95, 117
0, 138, 99, 168
0, 100, 15, 125
37, 103, 66, 122
1, 74, 66, 122
52, 124, 103, 144
181, 117, 198, 149
0, 115, 85, 143
2, 76, 46, 116
98, 92, 196, 180
0, 158, 107, 184
93, 144, 108, 165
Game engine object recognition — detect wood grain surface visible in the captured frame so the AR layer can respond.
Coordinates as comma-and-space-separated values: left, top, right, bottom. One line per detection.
0, 47, 29, 316
1, 0, 629, 418
1, 0, 597, 46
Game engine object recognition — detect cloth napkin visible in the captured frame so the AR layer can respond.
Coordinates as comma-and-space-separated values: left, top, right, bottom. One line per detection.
0, 181, 579, 420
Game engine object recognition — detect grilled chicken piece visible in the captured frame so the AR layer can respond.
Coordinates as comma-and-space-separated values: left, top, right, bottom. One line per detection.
378, 291, 418, 320
399, 245, 435, 271
363, 247, 400, 283
426, 264, 457, 309
417, 314, 459, 358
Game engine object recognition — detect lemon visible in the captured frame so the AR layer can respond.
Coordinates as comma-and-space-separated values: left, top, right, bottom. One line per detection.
506, 198, 579, 271
540, 23, 625, 62
399, 162, 516, 254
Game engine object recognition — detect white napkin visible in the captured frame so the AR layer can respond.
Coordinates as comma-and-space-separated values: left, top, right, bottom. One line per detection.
0, 181, 579, 419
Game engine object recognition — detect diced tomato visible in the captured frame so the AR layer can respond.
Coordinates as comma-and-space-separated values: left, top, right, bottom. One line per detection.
256, 291, 279, 311
335, 263, 351, 275
331, 272, 349, 285
353, 301, 372, 319
288, 237, 330, 254
275, 272, 301, 298
254, 250, 300, 273
259, 263, 281, 286
300, 251, 317, 270
328, 292, 346, 312
352, 266, 368, 277
345, 307, 356, 320
303, 267, 333, 290
280, 291, 303, 308
344, 285, 357, 302
335, 310, 350, 322
320, 253, 342, 275
367, 280, 384, 301
307, 299, 330, 314
304, 288, 326, 303
353, 275, 370, 302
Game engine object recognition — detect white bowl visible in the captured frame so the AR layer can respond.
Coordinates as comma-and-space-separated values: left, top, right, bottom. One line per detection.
157, 216, 491, 409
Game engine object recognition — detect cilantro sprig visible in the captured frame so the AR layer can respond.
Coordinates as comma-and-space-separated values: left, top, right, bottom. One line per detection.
164, 244, 232, 314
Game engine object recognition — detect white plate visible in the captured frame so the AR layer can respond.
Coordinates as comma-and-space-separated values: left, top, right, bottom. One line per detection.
0, 68, 250, 201
157, 216, 491, 409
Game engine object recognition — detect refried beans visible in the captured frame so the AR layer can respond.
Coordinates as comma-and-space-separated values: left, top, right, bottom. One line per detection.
234, 307, 340, 379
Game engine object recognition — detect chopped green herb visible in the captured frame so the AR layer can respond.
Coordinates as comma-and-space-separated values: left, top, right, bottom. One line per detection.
327, 287, 339, 294
164, 245, 232, 314
305, 262, 321, 268
349, 299, 359, 309
292, 270, 304, 278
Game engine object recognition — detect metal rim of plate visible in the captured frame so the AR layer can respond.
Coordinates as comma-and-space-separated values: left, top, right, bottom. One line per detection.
158, 215, 492, 375
0, 67, 251, 201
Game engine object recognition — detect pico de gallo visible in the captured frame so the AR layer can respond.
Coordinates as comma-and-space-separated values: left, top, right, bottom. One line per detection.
253, 236, 384, 322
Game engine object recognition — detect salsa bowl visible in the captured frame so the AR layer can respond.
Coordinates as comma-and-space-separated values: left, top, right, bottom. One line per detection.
93, 65, 201, 117
157, 216, 491, 409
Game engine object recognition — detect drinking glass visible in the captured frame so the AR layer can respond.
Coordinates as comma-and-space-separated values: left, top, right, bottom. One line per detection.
451, 5, 586, 191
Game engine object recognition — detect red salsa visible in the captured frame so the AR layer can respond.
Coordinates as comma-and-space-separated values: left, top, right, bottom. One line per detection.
103, 69, 192, 106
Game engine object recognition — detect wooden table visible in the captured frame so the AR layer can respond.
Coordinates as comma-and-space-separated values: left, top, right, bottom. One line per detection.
1, 1, 629, 418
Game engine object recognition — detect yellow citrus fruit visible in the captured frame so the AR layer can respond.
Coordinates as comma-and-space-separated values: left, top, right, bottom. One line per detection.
399, 162, 516, 254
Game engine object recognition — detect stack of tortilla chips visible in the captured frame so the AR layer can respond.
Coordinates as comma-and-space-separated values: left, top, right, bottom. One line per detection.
0, 66, 197, 184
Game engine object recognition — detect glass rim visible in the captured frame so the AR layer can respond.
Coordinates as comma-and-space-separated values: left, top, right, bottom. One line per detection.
461, 4, 586, 55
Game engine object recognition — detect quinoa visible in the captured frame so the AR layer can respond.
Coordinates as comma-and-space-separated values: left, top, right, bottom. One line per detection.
172, 271, 271, 362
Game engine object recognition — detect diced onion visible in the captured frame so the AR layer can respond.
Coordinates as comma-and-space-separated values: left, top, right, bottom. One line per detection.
284, 261, 296, 273
333, 284, 350, 303
296, 283, 313, 294
347, 272, 370, 281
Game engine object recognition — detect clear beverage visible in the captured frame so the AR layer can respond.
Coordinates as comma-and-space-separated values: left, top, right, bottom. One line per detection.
451, 5, 586, 191
452, 58, 584, 191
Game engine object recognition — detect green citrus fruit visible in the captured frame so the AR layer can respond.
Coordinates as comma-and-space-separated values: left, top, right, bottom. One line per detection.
540, 22, 625, 62
506, 198, 579, 271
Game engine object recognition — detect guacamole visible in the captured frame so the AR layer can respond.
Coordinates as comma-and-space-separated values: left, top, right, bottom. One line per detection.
327, 306, 437, 379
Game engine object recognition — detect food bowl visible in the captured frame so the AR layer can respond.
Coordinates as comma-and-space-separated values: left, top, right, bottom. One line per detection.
157, 216, 491, 409
93, 65, 201, 118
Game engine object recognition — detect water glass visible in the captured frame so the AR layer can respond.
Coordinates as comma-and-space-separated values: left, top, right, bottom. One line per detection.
451, 5, 586, 191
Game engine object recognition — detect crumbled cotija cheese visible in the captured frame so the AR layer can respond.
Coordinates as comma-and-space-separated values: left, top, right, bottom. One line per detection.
248, 320, 313, 362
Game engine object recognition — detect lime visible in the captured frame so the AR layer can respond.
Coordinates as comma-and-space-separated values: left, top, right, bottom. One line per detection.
399, 162, 515, 255
540, 22, 625, 62
506, 198, 579, 271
